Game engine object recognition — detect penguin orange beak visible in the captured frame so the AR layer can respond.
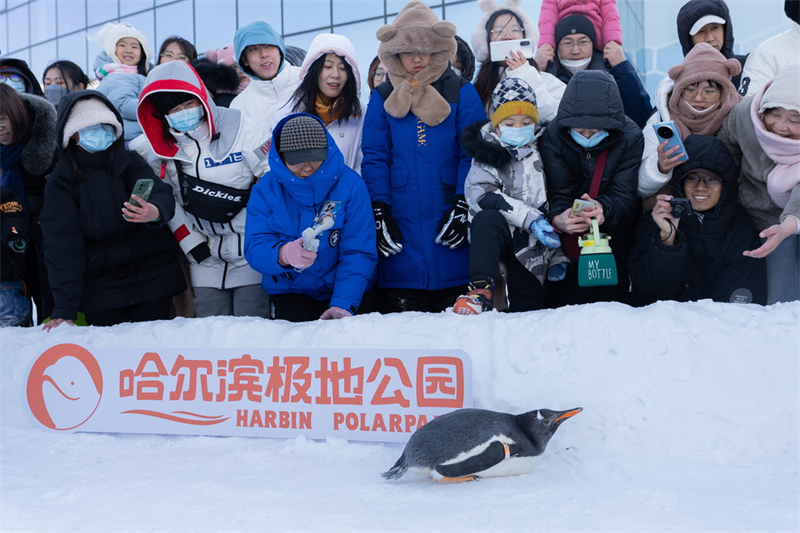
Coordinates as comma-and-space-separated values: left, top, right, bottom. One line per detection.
554, 407, 583, 423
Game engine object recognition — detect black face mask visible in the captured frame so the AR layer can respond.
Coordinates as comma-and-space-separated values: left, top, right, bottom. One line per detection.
44, 84, 69, 107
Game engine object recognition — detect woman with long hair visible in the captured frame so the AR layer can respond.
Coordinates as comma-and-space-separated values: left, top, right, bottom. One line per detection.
271, 33, 364, 172
42, 60, 89, 110
471, 0, 566, 124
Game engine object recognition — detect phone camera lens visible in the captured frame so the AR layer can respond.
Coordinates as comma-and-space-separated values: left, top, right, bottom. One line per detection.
657, 127, 673, 139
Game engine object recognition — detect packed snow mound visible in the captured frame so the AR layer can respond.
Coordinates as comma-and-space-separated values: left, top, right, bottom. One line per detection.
1, 300, 798, 532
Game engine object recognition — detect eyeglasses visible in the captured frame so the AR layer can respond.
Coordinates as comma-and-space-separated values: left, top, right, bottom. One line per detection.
683, 175, 722, 188
559, 38, 592, 50
160, 52, 189, 61
681, 85, 721, 102
0, 74, 22, 82
373, 70, 387, 81
490, 25, 524, 39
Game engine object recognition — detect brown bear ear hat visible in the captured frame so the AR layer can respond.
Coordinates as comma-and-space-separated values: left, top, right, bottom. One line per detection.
376, 0, 457, 126
667, 42, 741, 138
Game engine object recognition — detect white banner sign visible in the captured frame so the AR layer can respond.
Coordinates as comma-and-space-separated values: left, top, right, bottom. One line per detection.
26, 343, 472, 443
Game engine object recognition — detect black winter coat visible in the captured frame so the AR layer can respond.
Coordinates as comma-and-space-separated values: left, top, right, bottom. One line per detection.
40, 91, 185, 321
540, 70, 643, 234
629, 135, 766, 305
1, 186, 29, 282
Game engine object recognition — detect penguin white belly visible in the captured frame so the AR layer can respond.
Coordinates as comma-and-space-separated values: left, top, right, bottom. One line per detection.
471, 455, 539, 478
430, 435, 525, 480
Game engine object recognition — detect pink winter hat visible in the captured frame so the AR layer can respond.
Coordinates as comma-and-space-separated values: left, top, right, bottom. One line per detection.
205, 44, 237, 67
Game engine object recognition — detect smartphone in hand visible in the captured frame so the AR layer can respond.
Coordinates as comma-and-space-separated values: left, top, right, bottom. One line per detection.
490, 39, 534, 62
653, 121, 689, 162
569, 198, 596, 218
124, 178, 154, 218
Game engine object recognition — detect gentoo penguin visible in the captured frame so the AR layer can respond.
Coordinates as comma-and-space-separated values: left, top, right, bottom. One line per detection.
381, 407, 582, 483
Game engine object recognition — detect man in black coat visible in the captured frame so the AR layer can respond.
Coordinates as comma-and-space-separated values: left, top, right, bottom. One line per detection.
628, 135, 767, 306
540, 70, 644, 307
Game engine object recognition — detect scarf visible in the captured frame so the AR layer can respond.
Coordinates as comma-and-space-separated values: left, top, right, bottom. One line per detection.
751, 84, 800, 209
0, 143, 28, 215
315, 95, 341, 126
384, 63, 451, 127
667, 88, 739, 139
96, 62, 138, 81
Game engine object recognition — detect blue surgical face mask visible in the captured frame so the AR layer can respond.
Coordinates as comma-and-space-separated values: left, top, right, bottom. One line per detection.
166, 105, 205, 132
77, 124, 117, 153
1, 76, 27, 94
499, 124, 536, 147
569, 128, 609, 148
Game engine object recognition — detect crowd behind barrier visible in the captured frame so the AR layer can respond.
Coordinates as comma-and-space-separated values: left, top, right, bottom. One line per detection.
1, 0, 798, 330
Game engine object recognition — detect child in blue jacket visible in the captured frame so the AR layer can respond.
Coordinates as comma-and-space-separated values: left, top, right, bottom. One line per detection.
245, 114, 377, 322
361, 0, 488, 313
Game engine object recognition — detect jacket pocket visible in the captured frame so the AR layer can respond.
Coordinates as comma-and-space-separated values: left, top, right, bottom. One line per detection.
439, 167, 458, 207
390, 168, 409, 189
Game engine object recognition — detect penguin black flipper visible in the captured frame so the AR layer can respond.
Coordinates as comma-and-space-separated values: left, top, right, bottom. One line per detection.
434, 441, 509, 478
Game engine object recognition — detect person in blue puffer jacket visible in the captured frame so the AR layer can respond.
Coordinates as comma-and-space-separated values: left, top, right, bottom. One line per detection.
245, 114, 377, 322
361, 1, 488, 313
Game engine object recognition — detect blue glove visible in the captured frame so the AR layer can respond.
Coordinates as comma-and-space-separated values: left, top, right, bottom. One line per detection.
530, 218, 561, 248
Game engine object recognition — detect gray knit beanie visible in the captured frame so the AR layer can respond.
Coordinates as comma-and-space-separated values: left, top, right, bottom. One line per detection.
278, 115, 328, 165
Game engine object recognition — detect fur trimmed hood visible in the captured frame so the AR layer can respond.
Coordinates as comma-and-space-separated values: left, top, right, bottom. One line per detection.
462, 119, 515, 171
470, 0, 538, 64
19, 93, 57, 176
376, 1, 457, 126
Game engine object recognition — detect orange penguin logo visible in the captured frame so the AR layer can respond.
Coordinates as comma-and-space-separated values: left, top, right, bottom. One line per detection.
27, 344, 103, 430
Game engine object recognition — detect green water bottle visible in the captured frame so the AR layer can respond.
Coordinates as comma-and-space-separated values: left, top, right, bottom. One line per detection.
577, 219, 618, 287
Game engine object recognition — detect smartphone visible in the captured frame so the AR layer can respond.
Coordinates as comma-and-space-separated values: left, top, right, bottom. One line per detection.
569, 199, 596, 218
653, 121, 689, 162
490, 39, 534, 63
124, 178, 154, 218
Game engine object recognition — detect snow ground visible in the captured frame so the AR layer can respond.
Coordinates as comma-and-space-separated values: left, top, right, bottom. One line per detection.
2, 300, 799, 532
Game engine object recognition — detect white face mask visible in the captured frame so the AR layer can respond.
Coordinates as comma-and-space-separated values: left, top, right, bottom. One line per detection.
682, 99, 719, 115
561, 57, 591, 75
452, 67, 463, 77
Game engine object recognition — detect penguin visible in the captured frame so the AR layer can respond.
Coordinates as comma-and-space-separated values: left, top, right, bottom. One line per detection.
381, 407, 582, 483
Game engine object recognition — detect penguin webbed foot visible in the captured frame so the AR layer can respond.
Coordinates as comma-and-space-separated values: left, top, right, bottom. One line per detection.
434, 440, 508, 478
437, 475, 479, 483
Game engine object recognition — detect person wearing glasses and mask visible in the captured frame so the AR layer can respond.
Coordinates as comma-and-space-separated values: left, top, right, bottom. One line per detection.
537, 14, 653, 129
471, 0, 566, 126
0, 58, 44, 97
637, 43, 741, 207
157, 36, 197, 65
629, 134, 766, 306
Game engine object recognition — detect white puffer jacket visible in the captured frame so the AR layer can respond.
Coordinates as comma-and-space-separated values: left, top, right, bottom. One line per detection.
269, 33, 364, 173
134, 61, 272, 289
637, 76, 675, 197
231, 64, 301, 125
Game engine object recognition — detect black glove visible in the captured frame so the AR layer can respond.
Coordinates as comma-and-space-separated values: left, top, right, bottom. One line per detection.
435, 195, 469, 249
373, 201, 403, 257
189, 243, 212, 263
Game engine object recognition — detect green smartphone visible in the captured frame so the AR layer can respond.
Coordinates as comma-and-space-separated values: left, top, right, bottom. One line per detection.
124, 178, 154, 218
